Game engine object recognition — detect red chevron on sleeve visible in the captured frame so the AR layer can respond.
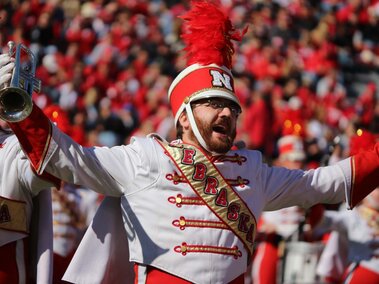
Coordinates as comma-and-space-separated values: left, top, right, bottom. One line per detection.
8, 104, 52, 175
349, 143, 379, 208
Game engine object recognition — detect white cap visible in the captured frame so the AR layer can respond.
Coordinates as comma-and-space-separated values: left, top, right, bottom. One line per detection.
278, 135, 305, 162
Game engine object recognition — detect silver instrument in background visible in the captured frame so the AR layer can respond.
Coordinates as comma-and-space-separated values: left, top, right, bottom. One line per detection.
0, 41, 41, 122
281, 241, 325, 284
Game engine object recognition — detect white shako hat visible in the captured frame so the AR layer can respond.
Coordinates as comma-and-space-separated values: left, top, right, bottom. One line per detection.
168, 63, 240, 125
168, 0, 246, 154
277, 135, 306, 162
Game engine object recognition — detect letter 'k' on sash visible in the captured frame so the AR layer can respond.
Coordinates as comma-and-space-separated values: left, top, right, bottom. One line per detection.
158, 140, 256, 257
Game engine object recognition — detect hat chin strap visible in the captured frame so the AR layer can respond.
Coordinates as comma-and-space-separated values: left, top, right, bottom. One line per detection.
185, 104, 221, 156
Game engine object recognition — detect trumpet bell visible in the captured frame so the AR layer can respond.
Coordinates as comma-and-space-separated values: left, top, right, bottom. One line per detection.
0, 41, 40, 122
0, 86, 33, 122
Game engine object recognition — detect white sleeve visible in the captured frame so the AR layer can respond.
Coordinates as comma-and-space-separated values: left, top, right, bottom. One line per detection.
261, 158, 351, 211
42, 126, 158, 197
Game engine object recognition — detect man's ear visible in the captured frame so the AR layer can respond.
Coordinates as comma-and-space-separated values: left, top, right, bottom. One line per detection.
178, 111, 190, 129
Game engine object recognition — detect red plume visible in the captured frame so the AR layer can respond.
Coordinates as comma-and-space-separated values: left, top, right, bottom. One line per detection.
180, 0, 247, 69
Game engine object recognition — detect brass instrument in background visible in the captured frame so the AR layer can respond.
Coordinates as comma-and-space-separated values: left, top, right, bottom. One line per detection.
0, 41, 41, 122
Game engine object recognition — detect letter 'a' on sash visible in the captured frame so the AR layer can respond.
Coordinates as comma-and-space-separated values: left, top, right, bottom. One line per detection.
0, 196, 28, 233
158, 140, 256, 257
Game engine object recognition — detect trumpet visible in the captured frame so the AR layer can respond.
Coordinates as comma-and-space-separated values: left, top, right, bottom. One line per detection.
0, 41, 41, 122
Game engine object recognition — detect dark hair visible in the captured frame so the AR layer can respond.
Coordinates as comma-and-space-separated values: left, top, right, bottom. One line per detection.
176, 122, 183, 139
175, 109, 186, 139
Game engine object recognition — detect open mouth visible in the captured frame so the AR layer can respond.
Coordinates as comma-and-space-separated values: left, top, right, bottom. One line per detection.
212, 125, 228, 135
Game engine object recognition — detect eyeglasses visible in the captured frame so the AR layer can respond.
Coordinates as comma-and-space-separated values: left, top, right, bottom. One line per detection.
192, 99, 242, 116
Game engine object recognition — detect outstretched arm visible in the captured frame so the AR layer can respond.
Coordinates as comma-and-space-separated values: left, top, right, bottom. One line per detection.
1, 49, 379, 206
0, 52, 130, 196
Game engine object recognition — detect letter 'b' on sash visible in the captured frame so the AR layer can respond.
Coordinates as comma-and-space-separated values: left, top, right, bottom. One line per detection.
159, 140, 256, 257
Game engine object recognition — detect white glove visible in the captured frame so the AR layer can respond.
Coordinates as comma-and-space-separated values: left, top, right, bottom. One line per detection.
0, 54, 15, 86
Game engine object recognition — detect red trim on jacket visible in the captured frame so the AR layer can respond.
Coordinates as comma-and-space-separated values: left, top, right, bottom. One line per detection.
350, 143, 379, 208
9, 104, 52, 175
134, 264, 244, 284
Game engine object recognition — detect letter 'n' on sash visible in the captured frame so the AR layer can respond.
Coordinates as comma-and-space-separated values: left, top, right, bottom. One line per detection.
157, 140, 256, 257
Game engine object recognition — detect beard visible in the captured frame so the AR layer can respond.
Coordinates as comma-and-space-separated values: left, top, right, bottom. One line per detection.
190, 115, 236, 154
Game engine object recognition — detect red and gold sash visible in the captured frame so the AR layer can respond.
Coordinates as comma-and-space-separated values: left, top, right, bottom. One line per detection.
0, 196, 28, 233
158, 140, 256, 257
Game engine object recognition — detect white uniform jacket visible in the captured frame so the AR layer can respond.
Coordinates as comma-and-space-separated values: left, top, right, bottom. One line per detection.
36, 124, 354, 284
0, 131, 54, 283
64, 196, 134, 284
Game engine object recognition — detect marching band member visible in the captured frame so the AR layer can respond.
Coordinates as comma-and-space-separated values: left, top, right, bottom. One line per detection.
0, 54, 58, 284
314, 187, 379, 284
315, 131, 379, 284
1, 1, 379, 283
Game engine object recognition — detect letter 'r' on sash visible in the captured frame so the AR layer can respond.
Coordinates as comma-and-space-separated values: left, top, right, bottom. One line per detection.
158, 140, 256, 257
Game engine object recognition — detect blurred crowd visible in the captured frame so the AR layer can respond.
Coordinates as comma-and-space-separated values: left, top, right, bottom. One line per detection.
1, 1, 379, 283
1, 0, 379, 166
